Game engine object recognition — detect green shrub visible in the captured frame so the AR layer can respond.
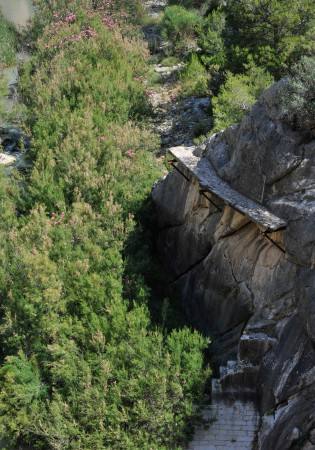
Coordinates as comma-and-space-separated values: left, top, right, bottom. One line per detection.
163, 0, 314, 82
198, 10, 226, 70
161, 5, 202, 54
224, 0, 315, 77
181, 54, 210, 97
160, 56, 180, 67
0, 12, 17, 67
278, 56, 315, 135
212, 63, 274, 131
0, 6, 211, 450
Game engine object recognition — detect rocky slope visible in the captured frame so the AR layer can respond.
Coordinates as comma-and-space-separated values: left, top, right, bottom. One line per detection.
143, 0, 211, 151
152, 81, 315, 449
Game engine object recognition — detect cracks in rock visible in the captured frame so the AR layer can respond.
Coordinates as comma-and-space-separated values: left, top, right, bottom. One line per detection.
269, 158, 303, 186
222, 252, 255, 317
222, 250, 242, 286
200, 190, 222, 212
261, 231, 286, 254
168, 221, 269, 289
270, 182, 315, 199
170, 246, 213, 284
227, 253, 240, 285
213, 319, 250, 341
269, 148, 305, 188
271, 377, 315, 415
169, 161, 190, 181
217, 220, 252, 240
199, 209, 221, 229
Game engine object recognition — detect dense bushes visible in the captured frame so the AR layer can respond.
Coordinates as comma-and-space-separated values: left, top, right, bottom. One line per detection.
224, 0, 315, 77
162, 5, 202, 54
278, 56, 315, 136
198, 10, 226, 71
30, 0, 146, 41
212, 64, 274, 131
164, 0, 315, 76
161, 0, 315, 130
180, 54, 210, 97
0, 4, 210, 449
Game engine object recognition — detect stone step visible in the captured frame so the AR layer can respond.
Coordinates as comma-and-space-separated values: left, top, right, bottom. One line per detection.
187, 396, 259, 450
220, 364, 259, 393
239, 332, 277, 364
219, 360, 238, 378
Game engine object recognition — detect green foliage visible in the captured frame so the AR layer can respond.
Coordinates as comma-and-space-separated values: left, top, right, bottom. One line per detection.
162, 0, 314, 100
0, 12, 17, 67
224, 0, 315, 77
160, 56, 180, 67
162, 5, 202, 54
198, 10, 226, 70
30, 0, 146, 40
278, 56, 315, 135
212, 64, 274, 131
0, 6, 210, 450
181, 54, 210, 97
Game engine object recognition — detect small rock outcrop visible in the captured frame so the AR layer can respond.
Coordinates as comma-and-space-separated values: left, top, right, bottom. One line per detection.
153, 81, 315, 450
0, 126, 30, 170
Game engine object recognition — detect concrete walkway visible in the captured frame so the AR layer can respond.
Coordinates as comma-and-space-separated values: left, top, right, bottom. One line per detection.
169, 146, 287, 232
188, 379, 259, 450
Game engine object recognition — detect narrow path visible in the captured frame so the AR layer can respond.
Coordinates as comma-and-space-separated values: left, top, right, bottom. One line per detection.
169, 146, 287, 232
143, 0, 211, 152
188, 378, 259, 450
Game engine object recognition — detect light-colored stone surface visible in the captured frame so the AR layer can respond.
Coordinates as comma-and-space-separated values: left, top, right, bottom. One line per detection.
188, 400, 258, 450
0, 152, 17, 165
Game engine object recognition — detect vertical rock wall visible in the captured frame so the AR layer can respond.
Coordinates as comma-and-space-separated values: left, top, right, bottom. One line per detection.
152, 82, 315, 449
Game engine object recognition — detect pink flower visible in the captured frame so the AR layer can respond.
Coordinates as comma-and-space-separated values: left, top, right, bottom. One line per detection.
102, 15, 115, 29
126, 149, 135, 159
83, 27, 97, 38
65, 13, 76, 24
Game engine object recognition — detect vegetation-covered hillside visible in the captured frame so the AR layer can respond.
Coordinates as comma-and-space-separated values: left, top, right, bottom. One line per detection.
0, 2, 210, 449
0, 0, 314, 449
161, 0, 314, 130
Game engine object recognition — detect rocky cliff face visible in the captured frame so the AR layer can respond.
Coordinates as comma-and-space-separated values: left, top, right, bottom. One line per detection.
152, 81, 315, 450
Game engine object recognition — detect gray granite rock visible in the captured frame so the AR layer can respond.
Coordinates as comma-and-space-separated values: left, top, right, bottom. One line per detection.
152, 80, 315, 449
